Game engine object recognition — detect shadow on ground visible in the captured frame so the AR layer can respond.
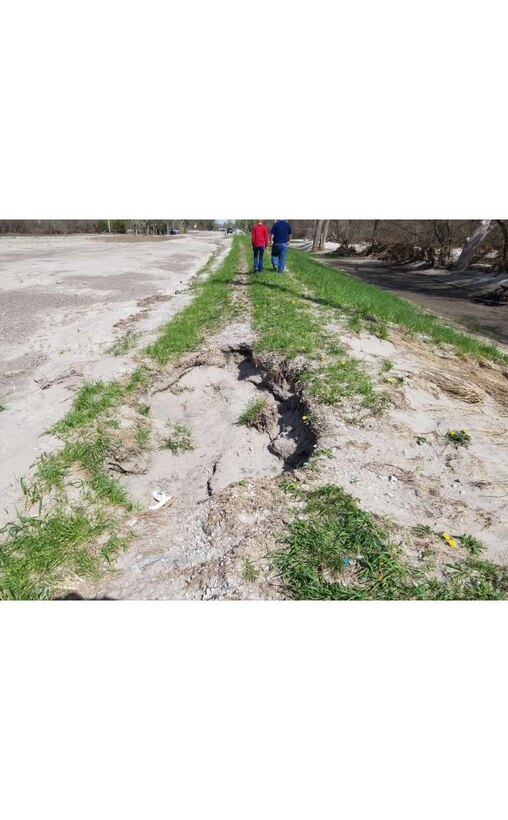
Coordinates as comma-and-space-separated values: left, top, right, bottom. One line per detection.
321, 258, 508, 347
246, 260, 508, 348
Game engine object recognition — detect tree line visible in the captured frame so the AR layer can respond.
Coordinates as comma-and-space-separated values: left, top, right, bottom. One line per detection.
290, 220, 508, 272
1, 218, 506, 273
0, 219, 219, 235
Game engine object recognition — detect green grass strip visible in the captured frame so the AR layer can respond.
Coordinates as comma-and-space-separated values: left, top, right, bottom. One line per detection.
54, 368, 147, 433
273, 483, 508, 600
0, 240, 235, 599
287, 248, 507, 363
241, 236, 325, 358
243, 236, 380, 408
0, 509, 110, 600
146, 236, 241, 364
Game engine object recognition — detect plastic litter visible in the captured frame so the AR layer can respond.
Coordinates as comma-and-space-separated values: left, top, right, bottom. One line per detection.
148, 490, 176, 511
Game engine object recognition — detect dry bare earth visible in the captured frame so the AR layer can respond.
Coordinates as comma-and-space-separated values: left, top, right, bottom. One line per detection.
2, 236, 507, 599
313, 326, 508, 566
0, 232, 226, 526
73, 253, 508, 600
75, 255, 312, 600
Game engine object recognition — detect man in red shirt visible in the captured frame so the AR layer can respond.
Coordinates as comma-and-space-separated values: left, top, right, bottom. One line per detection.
251, 220, 269, 272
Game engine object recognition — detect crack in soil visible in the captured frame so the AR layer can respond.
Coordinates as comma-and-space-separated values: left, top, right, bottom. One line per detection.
207, 459, 219, 497
70, 251, 319, 599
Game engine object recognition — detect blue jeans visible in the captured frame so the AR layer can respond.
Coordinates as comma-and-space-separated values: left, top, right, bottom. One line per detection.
253, 245, 265, 271
271, 242, 288, 272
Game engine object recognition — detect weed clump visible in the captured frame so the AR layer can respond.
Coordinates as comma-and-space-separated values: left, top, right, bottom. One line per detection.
161, 421, 194, 454
412, 523, 433, 537
460, 534, 486, 556
135, 423, 149, 449
242, 557, 260, 582
272, 484, 508, 600
108, 330, 140, 357
446, 429, 471, 448
237, 398, 268, 428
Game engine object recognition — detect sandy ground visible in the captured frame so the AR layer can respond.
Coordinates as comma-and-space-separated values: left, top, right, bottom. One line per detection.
0, 232, 228, 526
69, 255, 508, 600
72, 258, 314, 600
2, 238, 507, 599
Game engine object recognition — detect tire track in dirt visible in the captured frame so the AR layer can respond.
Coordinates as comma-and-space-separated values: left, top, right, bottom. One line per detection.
72, 245, 315, 599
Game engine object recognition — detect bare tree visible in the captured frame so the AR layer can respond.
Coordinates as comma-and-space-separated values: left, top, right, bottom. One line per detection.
318, 220, 330, 251
344, 219, 354, 249
454, 220, 495, 272
432, 220, 453, 266
312, 220, 323, 252
496, 220, 508, 271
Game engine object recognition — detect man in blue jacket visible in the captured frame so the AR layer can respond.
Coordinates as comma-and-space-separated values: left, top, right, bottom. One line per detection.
270, 220, 292, 273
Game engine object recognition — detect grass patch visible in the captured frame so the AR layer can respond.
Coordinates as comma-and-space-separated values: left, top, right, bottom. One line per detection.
28, 431, 133, 510
0, 320, 153, 597
300, 358, 377, 407
108, 330, 140, 356
63, 433, 133, 508
459, 534, 486, 556
445, 429, 471, 448
53, 368, 148, 433
347, 315, 362, 334
242, 236, 382, 410
243, 236, 325, 358
146, 237, 241, 364
135, 423, 150, 449
35, 452, 67, 494
161, 421, 194, 454
0, 429, 133, 598
0, 403, 5, 412
279, 478, 301, 496
101, 533, 131, 564
237, 397, 267, 427
0, 509, 108, 600
272, 484, 508, 600
412, 523, 433, 537
381, 358, 394, 372
286, 249, 507, 363
242, 557, 260, 582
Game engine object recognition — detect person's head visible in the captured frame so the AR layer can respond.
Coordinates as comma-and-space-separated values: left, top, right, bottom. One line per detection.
257, 220, 263, 224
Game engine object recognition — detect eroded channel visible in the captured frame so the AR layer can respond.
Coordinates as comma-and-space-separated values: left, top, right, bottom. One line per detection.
109, 345, 316, 510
